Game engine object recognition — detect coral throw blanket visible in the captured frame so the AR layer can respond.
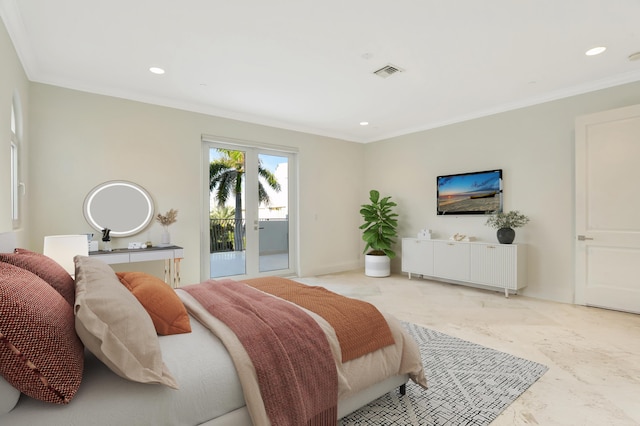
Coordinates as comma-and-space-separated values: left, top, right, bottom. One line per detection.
243, 277, 395, 362
183, 280, 338, 426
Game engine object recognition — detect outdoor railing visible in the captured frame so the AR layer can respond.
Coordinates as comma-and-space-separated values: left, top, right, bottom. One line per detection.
210, 218, 244, 253
210, 218, 288, 254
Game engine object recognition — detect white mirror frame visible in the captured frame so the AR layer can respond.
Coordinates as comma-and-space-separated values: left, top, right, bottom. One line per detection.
83, 181, 155, 237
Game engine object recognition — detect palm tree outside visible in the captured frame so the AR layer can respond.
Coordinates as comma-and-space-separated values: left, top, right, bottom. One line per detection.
209, 149, 281, 252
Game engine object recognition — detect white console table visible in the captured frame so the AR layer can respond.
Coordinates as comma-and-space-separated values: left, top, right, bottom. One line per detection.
89, 245, 184, 288
401, 238, 526, 297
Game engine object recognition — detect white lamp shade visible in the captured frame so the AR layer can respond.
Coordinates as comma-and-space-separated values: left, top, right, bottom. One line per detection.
43, 235, 89, 277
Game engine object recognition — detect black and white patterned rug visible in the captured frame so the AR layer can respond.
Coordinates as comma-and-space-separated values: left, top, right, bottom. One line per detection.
340, 322, 548, 425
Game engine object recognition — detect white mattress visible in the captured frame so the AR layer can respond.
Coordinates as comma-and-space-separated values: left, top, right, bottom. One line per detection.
1, 316, 245, 425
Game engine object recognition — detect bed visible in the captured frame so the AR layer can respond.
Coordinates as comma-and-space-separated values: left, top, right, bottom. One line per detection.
0, 231, 426, 425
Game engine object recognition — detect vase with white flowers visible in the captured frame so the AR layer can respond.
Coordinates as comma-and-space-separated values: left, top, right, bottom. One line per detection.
156, 209, 178, 247
485, 210, 529, 244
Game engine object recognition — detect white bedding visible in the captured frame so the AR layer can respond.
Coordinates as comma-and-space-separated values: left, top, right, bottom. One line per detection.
0, 231, 424, 425
2, 311, 416, 426
179, 288, 425, 425
0, 294, 422, 426
2, 303, 420, 426
1, 316, 245, 425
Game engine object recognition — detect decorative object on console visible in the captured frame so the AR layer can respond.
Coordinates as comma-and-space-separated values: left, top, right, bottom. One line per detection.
485, 210, 530, 244
417, 228, 432, 239
156, 208, 178, 247
101, 228, 111, 252
360, 189, 398, 277
449, 233, 475, 242
437, 169, 503, 215
87, 233, 99, 252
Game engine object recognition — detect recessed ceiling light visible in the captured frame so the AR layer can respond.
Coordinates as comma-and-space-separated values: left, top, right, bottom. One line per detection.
585, 46, 606, 56
149, 67, 165, 75
360, 121, 369, 126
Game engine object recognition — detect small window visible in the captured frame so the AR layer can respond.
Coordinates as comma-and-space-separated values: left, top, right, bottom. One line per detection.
11, 141, 18, 222
10, 96, 21, 228
10, 102, 16, 134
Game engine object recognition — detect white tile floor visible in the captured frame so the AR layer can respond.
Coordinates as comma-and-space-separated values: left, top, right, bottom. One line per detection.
296, 271, 640, 426
209, 251, 289, 278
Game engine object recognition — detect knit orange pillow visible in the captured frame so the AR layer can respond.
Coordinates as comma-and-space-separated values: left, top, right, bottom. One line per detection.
116, 272, 191, 335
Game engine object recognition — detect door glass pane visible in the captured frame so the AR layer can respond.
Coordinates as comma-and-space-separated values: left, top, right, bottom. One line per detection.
258, 154, 289, 272
209, 148, 246, 277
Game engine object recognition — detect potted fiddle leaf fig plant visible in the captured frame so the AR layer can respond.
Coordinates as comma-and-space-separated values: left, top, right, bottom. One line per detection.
485, 210, 529, 244
360, 189, 398, 277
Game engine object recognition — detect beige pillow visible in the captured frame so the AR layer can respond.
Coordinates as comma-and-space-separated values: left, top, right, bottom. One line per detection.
74, 256, 178, 389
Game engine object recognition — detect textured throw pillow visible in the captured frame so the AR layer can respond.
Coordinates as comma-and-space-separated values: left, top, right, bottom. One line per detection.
0, 262, 84, 404
0, 248, 75, 306
74, 256, 178, 389
116, 272, 191, 335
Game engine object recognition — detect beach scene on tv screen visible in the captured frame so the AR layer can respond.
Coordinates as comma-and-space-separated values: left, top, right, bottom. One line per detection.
438, 171, 501, 213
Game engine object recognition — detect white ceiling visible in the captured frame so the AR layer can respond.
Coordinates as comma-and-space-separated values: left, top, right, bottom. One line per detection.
2, 0, 640, 143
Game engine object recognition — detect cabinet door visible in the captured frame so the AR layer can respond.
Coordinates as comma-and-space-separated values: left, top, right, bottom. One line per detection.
402, 238, 434, 276
433, 241, 470, 281
470, 244, 517, 289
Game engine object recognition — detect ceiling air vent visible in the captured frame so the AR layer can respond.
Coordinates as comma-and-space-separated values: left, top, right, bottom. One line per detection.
373, 64, 404, 78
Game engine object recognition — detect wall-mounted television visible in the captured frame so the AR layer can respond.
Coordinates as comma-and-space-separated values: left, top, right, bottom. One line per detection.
437, 169, 503, 215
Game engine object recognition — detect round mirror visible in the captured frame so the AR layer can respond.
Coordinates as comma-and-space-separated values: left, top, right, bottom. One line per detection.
83, 181, 155, 237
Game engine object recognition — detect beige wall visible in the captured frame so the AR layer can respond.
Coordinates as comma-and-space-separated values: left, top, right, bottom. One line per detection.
5, 16, 640, 303
364, 81, 640, 303
27, 83, 365, 285
0, 17, 29, 246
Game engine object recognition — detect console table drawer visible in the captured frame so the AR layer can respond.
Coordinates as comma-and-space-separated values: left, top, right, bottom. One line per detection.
90, 253, 130, 264
89, 246, 184, 287
130, 250, 173, 262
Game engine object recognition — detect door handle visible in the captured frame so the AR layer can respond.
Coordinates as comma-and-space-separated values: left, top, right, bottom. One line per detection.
577, 235, 594, 241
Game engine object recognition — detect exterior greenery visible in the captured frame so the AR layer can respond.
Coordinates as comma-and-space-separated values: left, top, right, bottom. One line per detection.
209, 207, 236, 252
485, 210, 530, 229
359, 190, 399, 258
209, 149, 280, 251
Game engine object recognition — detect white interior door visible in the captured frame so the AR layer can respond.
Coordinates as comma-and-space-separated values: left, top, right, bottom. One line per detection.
575, 104, 640, 314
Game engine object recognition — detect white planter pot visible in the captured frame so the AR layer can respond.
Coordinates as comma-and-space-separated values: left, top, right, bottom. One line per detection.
365, 253, 390, 277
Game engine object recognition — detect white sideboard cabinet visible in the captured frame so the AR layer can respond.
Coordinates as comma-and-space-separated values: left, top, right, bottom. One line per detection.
402, 238, 526, 297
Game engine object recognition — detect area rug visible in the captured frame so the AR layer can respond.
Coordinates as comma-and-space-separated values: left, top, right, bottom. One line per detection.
339, 322, 548, 425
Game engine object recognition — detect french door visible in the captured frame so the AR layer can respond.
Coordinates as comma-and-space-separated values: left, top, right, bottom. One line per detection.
575, 104, 640, 314
202, 139, 297, 280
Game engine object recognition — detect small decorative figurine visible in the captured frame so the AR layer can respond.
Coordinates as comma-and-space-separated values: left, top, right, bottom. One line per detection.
101, 228, 112, 251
